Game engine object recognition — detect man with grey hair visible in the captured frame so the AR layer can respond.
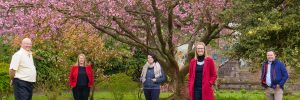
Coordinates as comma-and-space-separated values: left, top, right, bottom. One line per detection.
9, 38, 36, 100
261, 50, 288, 100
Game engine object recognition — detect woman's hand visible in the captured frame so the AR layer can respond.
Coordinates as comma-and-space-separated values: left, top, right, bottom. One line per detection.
152, 78, 157, 82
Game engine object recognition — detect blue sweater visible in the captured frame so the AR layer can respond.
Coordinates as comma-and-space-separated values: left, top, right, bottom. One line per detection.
261, 59, 288, 89
143, 67, 166, 89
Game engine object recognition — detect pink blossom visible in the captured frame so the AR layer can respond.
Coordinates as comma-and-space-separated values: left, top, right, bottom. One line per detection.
1, 0, 228, 45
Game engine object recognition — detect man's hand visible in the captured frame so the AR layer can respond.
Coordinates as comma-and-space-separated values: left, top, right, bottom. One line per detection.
9, 69, 16, 80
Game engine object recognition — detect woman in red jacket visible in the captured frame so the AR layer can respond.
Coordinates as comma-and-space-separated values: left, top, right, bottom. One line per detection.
188, 42, 217, 100
69, 54, 94, 100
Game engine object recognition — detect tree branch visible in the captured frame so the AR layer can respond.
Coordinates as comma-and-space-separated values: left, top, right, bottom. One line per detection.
112, 17, 145, 44
167, 1, 179, 57
209, 23, 226, 39
150, 0, 168, 56
177, 17, 205, 47
213, 29, 237, 39
79, 17, 158, 51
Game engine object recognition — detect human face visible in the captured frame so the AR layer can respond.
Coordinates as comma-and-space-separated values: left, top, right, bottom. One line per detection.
147, 55, 154, 64
196, 45, 205, 56
79, 55, 85, 65
267, 51, 276, 62
21, 38, 32, 51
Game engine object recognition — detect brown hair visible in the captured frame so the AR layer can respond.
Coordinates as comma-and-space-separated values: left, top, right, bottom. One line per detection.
75, 53, 88, 67
194, 42, 208, 59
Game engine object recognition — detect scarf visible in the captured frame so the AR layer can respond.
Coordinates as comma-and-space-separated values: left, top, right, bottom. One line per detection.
140, 62, 162, 83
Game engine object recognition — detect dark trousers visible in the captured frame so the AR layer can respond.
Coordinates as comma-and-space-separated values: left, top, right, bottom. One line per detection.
194, 89, 202, 100
13, 78, 34, 100
144, 89, 160, 100
72, 86, 90, 100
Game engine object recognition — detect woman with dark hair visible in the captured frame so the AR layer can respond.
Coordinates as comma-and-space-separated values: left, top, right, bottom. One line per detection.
188, 42, 217, 100
140, 53, 166, 100
69, 54, 94, 100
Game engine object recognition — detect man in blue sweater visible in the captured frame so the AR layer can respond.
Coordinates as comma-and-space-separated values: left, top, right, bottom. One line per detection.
261, 50, 288, 100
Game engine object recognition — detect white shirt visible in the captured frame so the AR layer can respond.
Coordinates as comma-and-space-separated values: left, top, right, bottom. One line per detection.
266, 62, 272, 86
10, 48, 36, 82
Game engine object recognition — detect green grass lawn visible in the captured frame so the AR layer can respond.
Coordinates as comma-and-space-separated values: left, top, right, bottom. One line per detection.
3, 90, 300, 100
215, 90, 300, 100
3, 91, 171, 100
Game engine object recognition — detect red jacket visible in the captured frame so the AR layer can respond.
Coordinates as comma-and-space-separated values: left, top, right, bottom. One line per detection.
69, 65, 94, 88
188, 57, 217, 100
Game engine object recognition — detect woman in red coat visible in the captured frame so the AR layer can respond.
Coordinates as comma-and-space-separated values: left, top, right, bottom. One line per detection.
188, 42, 217, 100
69, 54, 94, 100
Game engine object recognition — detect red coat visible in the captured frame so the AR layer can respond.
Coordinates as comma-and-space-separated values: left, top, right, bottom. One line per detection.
188, 57, 217, 100
69, 65, 94, 88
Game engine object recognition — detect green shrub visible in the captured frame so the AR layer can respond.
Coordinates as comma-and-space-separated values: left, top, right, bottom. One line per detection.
0, 63, 11, 99
102, 73, 139, 100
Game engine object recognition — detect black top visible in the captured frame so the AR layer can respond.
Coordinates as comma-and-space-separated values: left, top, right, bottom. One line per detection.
197, 55, 205, 62
194, 55, 205, 90
77, 66, 89, 86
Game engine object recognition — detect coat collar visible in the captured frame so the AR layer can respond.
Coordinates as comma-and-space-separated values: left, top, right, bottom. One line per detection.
192, 57, 211, 62
264, 59, 279, 64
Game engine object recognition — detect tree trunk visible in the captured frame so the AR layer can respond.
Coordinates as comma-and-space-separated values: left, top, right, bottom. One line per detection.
167, 70, 189, 100
89, 84, 95, 100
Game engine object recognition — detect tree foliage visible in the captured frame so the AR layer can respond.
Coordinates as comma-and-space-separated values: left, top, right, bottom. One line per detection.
225, 0, 300, 72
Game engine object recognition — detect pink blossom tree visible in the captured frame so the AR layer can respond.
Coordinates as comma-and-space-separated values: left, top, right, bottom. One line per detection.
1, 0, 235, 99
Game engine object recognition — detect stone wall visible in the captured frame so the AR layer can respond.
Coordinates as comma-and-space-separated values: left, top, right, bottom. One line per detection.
217, 59, 300, 92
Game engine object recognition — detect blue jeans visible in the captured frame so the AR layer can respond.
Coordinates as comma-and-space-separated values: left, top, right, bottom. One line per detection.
144, 89, 160, 100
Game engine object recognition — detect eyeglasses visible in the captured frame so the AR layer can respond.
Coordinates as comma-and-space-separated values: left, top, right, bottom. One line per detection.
23, 43, 32, 45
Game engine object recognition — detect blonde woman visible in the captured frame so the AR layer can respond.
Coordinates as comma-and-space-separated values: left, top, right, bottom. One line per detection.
188, 42, 217, 100
69, 54, 94, 100
140, 53, 166, 100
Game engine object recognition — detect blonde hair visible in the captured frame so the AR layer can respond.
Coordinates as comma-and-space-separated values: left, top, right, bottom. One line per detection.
194, 42, 208, 59
75, 53, 88, 67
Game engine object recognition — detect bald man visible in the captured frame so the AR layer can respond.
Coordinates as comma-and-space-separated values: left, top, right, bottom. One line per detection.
261, 50, 288, 100
9, 38, 36, 100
